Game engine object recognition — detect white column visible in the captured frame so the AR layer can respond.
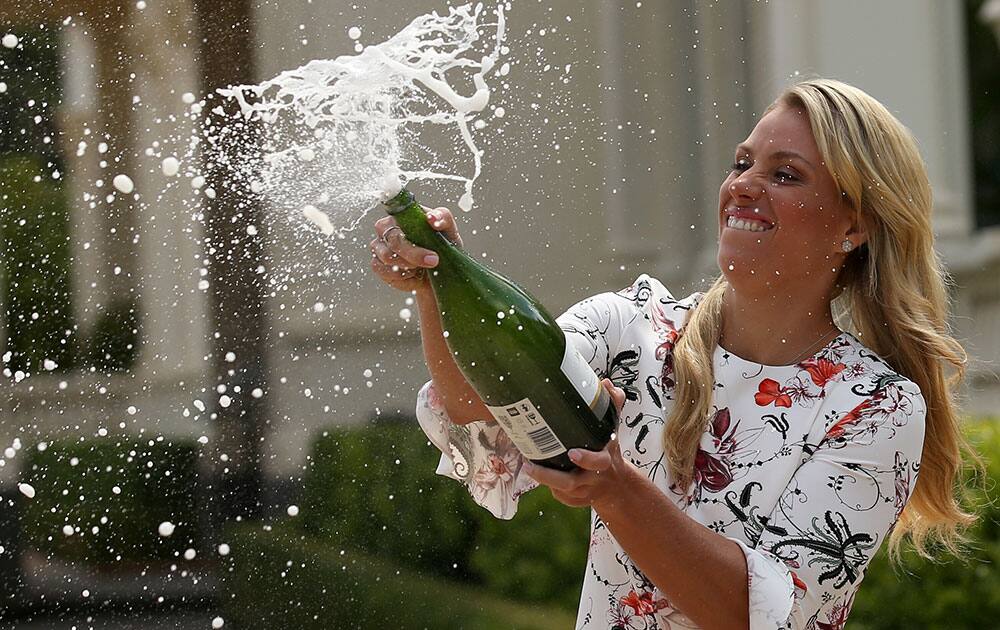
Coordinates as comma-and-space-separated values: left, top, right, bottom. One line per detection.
126, 0, 208, 380
59, 22, 106, 335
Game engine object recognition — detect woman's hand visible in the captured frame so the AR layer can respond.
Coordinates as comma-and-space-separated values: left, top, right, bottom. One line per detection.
523, 379, 631, 509
369, 207, 464, 292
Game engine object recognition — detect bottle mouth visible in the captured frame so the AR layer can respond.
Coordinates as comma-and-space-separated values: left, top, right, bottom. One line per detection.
382, 188, 414, 215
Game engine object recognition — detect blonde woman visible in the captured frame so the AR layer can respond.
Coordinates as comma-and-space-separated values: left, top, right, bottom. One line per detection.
369, 79, 976, 629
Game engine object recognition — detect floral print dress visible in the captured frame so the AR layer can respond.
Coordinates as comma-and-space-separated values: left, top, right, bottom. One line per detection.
415, 274, 925, 630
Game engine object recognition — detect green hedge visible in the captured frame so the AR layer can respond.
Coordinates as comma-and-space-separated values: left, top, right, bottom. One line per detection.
848, 418, 1000, 629
222, 522, 576, 630
20, 436, 201, 564
302, 420, 482, 581
0, 154, 75, 374
470, 488, 590, 610
300, 419, 590, 607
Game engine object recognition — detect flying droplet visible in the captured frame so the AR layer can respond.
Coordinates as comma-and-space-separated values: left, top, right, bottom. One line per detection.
161, 156, 180, 176
113, 174, 135, 194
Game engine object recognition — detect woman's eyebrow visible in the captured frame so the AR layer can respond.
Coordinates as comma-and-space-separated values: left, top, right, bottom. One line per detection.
735, 144, 814, 169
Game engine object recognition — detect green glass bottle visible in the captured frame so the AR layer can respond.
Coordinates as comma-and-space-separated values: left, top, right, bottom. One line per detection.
385, 188, 618, 471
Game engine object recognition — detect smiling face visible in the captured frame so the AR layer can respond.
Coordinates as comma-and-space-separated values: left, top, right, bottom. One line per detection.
717, 103, 861, 296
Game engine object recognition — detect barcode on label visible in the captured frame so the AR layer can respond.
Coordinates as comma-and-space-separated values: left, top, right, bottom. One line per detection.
485, 396, 567, 459
527, 425, 561, 455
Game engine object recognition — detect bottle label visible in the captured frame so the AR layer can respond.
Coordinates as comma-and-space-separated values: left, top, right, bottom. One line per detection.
485, 398, 567, 459
560, 341, 601, 409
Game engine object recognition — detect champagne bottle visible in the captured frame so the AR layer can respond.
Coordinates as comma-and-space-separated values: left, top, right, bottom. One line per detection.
384, 188, 618, 471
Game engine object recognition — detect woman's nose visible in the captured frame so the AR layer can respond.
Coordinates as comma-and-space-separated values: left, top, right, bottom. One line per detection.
729, 173, 764, 199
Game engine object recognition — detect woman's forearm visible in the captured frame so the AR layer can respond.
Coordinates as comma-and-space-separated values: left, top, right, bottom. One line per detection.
594, 464, 750, 630
415, 282, 492, 425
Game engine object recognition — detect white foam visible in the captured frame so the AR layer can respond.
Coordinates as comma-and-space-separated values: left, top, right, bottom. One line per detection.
113, 174, 135, 194
216, 3, 506, 228
161, 156, 180, 176
302, 205, 335, 235
2, 34, 18, 49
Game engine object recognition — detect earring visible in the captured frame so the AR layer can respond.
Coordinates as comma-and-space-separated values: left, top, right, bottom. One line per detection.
841, 239, 853, 252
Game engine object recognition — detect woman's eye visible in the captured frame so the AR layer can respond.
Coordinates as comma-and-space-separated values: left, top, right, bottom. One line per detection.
731, 160, 750, 173
775, 170, 797, 182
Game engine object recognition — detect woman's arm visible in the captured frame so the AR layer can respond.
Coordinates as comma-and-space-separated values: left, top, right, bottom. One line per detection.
525, 437, 750, 630
595, 459, 750, 629
415, 282, 492, 425
370, 204, 491, 426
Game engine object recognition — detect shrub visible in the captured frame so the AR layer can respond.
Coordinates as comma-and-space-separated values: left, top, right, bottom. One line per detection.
221, 522, 576, 630
20, 436, 202, 564
85, 297, 141, 372
849, 418, 1000, 629
301, 419, 481, 581
301, 417, 593, 610
0, 154, 75, 374
470, 487, 590, 610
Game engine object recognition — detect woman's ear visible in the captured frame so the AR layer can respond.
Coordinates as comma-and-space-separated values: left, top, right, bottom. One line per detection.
845, 209, 869, 248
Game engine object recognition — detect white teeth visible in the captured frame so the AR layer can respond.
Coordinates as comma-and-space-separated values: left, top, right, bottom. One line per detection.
727, 216, 772, 232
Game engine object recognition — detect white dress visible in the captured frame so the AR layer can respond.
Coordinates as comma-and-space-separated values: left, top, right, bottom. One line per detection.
415, 274, 926, 630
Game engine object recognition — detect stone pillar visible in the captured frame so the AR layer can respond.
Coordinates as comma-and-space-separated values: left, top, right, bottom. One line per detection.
59, 21, 105, 335
126, 0, 208, 380
593, 1, 706, 289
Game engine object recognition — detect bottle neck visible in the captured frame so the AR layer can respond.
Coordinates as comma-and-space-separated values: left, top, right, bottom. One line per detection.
383, 188, 463, 263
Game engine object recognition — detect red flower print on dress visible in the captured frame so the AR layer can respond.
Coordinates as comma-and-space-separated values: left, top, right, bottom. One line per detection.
693, 408, 737, 494
471, 431, 521, 493
651, 305, 679, 361
620, 590, 669, 617
825, 398, 877, 440
426, 383, 447, 414
754, 378, 793, 408
817, 592, 854, 630
800, 358, 847, 388
791, 571, 809, 599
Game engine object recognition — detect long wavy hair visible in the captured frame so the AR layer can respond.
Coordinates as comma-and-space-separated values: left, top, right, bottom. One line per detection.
664, 78, 979, 558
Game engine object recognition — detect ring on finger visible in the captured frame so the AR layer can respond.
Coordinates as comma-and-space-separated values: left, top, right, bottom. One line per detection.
380, 225, 404, 243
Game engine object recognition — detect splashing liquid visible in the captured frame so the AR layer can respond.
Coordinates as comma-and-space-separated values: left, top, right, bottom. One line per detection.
217, 3, 506, 237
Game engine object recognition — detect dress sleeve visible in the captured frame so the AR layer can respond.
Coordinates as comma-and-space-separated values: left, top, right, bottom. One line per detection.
414, 379, 537, 520
727, 380, 927, 629
555, 277, 647, 377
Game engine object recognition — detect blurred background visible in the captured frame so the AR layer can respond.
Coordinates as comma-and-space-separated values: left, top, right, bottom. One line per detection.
0, 0, 997, 628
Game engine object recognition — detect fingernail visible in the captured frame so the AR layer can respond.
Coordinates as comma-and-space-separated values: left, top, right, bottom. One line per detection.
424, 254, 439, 266
568, 450, 581, 462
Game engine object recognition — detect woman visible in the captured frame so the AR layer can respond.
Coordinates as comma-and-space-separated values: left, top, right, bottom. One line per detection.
369, 79, 976, 629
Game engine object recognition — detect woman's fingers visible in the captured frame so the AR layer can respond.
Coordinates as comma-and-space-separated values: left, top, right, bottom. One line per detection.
568, 446, 613, 473
377, 222, 438, 268
426, 207, 463, 248
602, 378, 626, 415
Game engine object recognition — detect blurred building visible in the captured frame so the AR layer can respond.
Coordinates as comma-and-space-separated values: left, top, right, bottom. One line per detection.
1, 0, 998, 495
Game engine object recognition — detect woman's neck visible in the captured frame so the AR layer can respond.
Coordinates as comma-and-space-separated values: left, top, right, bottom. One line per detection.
718, 284, 839, 366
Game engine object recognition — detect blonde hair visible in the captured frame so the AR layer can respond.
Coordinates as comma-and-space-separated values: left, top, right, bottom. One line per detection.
664, 78, 979, 558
